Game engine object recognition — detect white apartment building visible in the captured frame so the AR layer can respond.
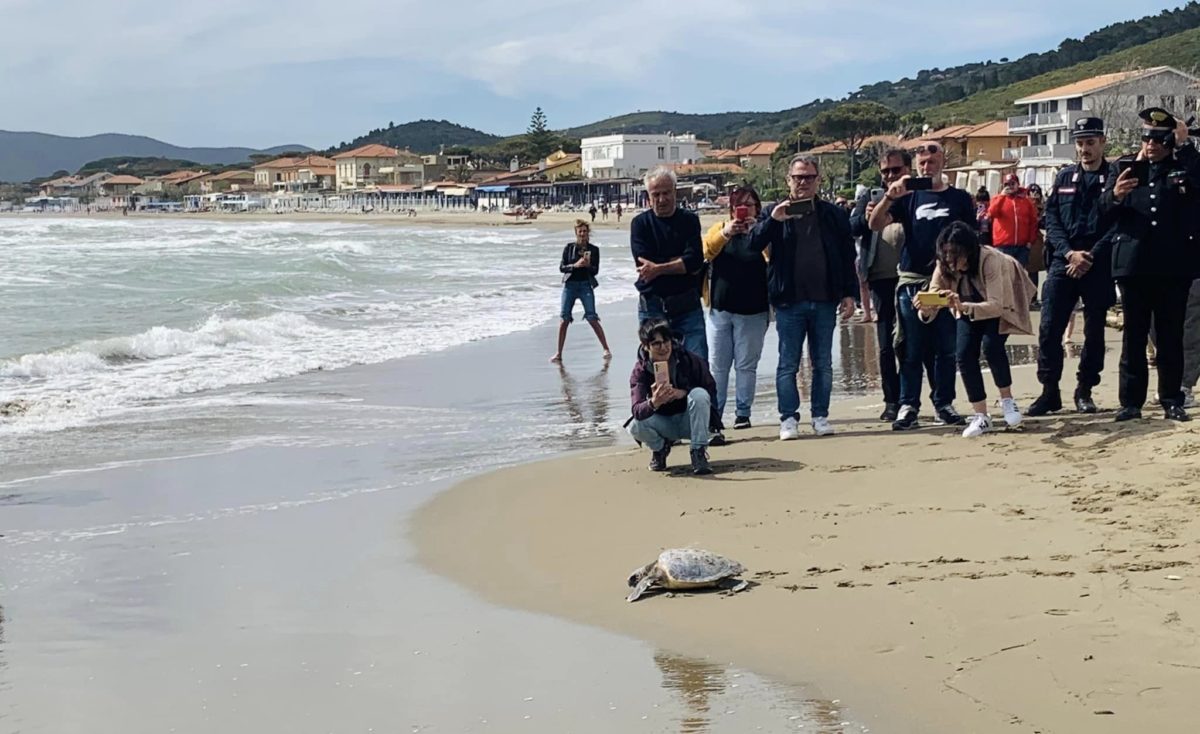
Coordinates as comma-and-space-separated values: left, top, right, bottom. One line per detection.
580, 133, 702, 179
1005, 66, 1198, 188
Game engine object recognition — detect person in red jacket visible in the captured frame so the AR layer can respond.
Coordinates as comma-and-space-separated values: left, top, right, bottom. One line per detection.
987, 174, 1040, 267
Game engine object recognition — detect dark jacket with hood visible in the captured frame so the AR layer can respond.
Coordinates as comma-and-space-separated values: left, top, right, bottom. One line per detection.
747, 199, 858, 306
629, 339, 719, 428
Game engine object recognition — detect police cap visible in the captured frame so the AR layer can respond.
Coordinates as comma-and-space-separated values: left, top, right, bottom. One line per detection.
1139, 107, 1177, 129
1070, 116, 1105, 139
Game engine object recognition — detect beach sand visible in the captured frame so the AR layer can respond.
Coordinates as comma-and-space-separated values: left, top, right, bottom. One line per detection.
414, 327, 1200, 734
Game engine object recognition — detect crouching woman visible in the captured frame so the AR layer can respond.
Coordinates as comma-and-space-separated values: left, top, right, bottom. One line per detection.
628, 318, 720, 475
923, 222, 1037, 437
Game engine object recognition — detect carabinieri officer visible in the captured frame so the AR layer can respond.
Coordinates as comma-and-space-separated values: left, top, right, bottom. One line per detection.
1101, 107, 1200, 422
1028, 116, 1116, 416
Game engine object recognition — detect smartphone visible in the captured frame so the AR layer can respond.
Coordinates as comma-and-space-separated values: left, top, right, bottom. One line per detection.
734, 205, 749, 221
653, 361, 671, 387
905, 177, 934, 191
785, 198, 815, 216
870, 188, 886, 204
915, 290, 949, 308
1117, 158, 1149, 187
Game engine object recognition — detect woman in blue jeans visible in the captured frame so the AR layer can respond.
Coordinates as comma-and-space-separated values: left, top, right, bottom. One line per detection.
924, 222, 1036, 437
701, 187, 770, 437
551, 220, 611, 363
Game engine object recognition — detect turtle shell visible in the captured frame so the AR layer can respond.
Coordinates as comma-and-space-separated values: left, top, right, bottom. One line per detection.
658, 548, 745, 588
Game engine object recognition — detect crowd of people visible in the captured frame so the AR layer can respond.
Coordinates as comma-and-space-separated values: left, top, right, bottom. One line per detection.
553, 108, 1200, 475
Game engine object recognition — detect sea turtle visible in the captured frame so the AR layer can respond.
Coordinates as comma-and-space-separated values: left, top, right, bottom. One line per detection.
626, 548, 748, 602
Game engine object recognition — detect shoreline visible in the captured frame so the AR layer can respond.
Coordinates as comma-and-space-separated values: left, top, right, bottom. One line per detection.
413, 327, 1200, 734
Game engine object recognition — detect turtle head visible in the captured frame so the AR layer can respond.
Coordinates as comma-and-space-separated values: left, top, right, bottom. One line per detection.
627, 561, 656, 588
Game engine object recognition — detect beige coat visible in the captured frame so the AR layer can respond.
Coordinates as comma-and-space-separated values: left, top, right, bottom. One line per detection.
930, 246, 1036, 336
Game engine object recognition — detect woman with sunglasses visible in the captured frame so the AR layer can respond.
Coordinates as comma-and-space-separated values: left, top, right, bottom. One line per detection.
701, 186, 770, 434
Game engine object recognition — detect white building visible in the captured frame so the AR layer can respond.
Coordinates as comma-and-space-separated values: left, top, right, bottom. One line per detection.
1005, 66, 1199, 188
580, 133, 702, 179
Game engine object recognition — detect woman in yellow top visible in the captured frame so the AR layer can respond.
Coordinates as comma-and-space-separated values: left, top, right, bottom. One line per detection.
700, 187, 770, 437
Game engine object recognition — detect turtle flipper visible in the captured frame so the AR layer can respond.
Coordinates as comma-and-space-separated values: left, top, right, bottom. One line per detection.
626, 574, 657, 602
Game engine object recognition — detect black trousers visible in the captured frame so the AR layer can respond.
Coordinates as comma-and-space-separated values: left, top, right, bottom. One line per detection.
1119, 277, 1191, 408
1037, 269, 1115, 391
957, 317, 1010, 404
870, 277, 936, 406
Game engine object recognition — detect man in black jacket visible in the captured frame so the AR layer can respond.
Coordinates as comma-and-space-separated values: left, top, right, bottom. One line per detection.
749, 154, 857, 440
1028, 116, 1116, 416
1101, 107, 1200, 422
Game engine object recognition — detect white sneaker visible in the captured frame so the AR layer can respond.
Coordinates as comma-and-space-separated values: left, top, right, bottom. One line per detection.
779, 417, 800, 441
1000, 397, 1022, 428
811, 416, 834, 436
962, 413, 992, 438
1184, 388, 1197, 409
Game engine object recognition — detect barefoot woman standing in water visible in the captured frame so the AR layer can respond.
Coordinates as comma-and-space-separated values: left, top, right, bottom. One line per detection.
551, 220, 612, 363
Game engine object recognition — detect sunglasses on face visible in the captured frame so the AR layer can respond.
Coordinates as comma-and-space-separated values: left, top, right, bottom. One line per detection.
914, 144, 941, 154
880, 166, 905, 176
789, 174, 818, 183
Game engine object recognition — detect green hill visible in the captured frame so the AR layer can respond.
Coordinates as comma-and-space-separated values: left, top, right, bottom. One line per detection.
559, 103, 840, 145
329, 119, 501, 155
923, 26, 1200, 124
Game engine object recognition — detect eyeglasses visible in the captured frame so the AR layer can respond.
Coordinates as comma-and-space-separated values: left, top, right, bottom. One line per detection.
789, 174, 818, 183
880, 166, 906, 176
647, 339, 670, 348
1142, 133, 1171, 143
913, 144, 942, 154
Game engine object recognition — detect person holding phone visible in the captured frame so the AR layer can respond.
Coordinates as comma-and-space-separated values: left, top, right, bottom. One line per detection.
627, 318, 719, 475
551, 220, 612, 364
701, 186, 769, 434
748, 154, 857, 439
867, 141, 976, 430
921, 222, 1035, 437
1101, 107, 1200, 422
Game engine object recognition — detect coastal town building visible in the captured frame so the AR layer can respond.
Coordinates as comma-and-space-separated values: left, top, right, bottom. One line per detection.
201, 170, 255, 194
251, 155, 336, 192
98, 175, 144, 209
333, 144, 423, 192
38, 172, 112, 199
1004, 65, 1199, 187
580, 133, 702, 179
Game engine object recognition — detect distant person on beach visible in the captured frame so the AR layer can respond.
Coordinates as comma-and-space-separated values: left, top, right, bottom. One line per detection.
974, 188, 991, 245
1028, 116, 1116, 417
868, 140, 975, 430
589, 203, 597, 223
551, 220, 612, 364
987, 174, 1039, 277
627, 318, 718, 475
615, 203, 623, 223
851, 149, 937, 422
601, 203, 609, 221
1101, 107, 1199, 422
702, 185, 769, 437
749, 154, 857, 439
923, 222, 1034, 437
631, 166, 708, 359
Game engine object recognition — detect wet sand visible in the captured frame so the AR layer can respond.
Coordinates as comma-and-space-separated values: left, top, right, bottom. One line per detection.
0, 300, 874, 733
414, 325, 1200, 734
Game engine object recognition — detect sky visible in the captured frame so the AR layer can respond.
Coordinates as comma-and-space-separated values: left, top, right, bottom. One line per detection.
0, 0, 1183, 149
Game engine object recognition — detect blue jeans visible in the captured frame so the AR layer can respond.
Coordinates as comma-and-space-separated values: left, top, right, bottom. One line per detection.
627, 387, 711, 450
707, 309, 769, 420
638, 304, 707, 360
897, 283, 957, 410
774, 301, 837, 421
956, 317, 1010, 403
560, 281, 599, 322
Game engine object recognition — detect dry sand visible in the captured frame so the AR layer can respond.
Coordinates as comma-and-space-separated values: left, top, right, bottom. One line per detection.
414, 333, 1200, 733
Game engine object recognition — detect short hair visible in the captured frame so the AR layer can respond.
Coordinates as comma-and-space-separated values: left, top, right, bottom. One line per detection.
788, 154, 820, 172
644, 166, 677, 189
729, 185, 762, 212
880, 149, 912, 168
638, 318, 673, 345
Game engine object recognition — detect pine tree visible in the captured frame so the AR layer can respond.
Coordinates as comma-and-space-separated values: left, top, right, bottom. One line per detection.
525, 107, 555, 162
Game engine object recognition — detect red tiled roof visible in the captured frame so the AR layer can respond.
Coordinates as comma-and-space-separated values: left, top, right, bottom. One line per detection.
332, 144, 400, 159
736, 141, 780, 156
104, 175, 144, 185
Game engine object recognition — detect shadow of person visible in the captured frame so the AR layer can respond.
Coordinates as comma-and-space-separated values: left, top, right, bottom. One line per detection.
653, 651, 727, 733
556, 362, 614, 447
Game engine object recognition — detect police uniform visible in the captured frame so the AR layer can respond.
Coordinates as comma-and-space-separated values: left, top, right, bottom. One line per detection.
1029, 116, 1116, 415
1100, 108, 1200, 421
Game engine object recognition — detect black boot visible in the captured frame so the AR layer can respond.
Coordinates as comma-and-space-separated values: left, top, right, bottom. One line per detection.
880, 403, 899, 422
1073, 387, 1098, 414
1027, 389, 1063, 417
690, 448, 713, 475
649, 446, 671, 471
1114, 406, 1143, 422
1164, 402, 1192, 422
